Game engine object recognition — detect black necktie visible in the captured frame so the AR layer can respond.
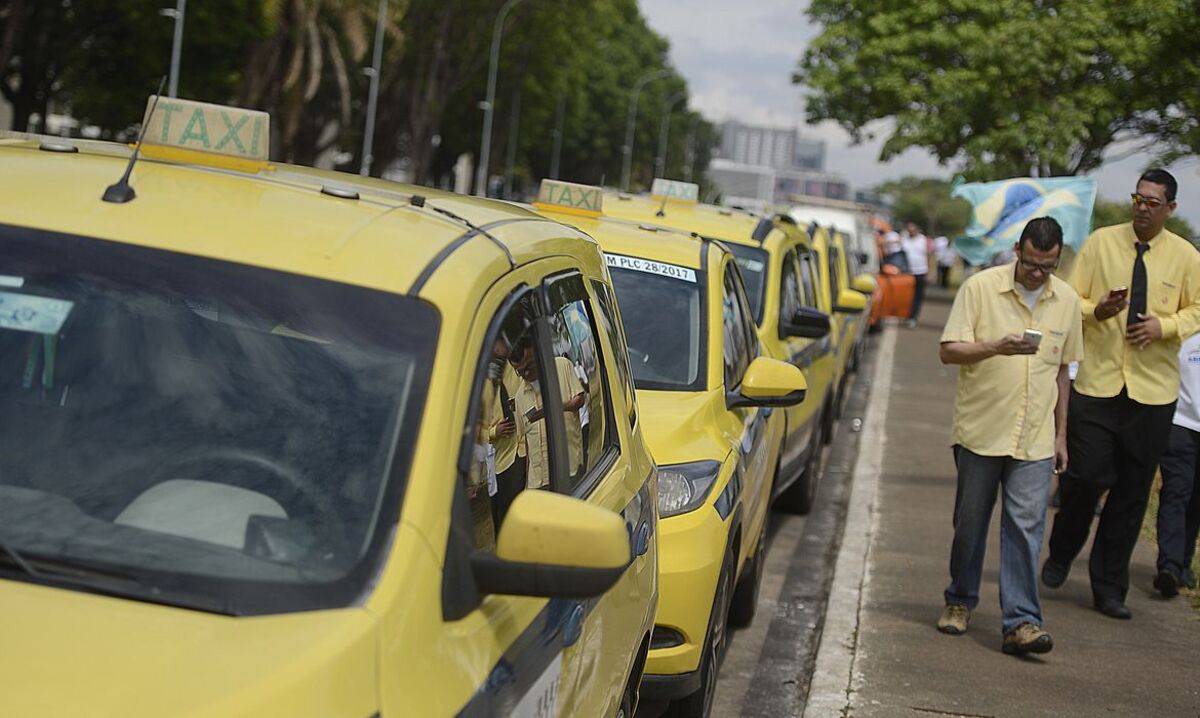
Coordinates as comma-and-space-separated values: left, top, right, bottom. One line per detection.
499, 381, 514, 422
1128, 242, 1149, 328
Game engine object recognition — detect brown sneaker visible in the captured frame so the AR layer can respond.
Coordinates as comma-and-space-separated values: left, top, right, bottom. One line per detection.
1002, 622, 1054, 655
937, 603, 970, 634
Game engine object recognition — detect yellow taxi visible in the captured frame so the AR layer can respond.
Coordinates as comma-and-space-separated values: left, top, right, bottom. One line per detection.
0, 99, 657, 717
604, 182, 838, 514
808, 223, 872, 421
530, 180, 813, 715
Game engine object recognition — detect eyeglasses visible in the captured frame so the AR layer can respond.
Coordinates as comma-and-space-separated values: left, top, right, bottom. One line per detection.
1018, 256, 1059, 274
1131, 193, 1168, 209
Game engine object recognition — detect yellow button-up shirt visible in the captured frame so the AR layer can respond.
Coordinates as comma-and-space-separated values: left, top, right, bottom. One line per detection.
512, 356, 584, 489
941, 264, 1084, 460
1070, 223, 1200, 405
485, 364, 523, 474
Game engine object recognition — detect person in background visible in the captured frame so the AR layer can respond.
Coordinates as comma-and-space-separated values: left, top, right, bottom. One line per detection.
882, 227, 907, 272
937, 217, 1082, 656
509, 341, 585, 489
1154, 330, 1200, 597
934, 235, 955, 288
1043, 169, 1200, 620
902, 221, 932, 327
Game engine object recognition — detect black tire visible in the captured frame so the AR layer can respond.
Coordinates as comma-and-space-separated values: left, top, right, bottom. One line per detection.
781, 420, 823, 515
667, 549, 735, 718
822, 399, 836, 445
729, 512, 768, 627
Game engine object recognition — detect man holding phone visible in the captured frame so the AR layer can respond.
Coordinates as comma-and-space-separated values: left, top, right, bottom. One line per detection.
508, 341, 586, 489
938, 218, 1083, 656
1043, 169, 1200, 620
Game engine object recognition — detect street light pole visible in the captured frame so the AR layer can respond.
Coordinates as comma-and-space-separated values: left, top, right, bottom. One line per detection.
360, 0, 387, 176
654, 91, 686, 179
159, 0, 186, 98
475, 0, 526, 197
620, 68, 670, 192
549, 91, 566, 179
683, 113, 700, 182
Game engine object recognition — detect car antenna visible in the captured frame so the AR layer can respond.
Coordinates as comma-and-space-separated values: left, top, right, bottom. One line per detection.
656, 195, 667, 217
102, 76, 166, 204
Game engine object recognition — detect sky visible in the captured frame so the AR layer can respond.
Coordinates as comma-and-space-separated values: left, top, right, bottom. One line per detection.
639, 0, 1200, 229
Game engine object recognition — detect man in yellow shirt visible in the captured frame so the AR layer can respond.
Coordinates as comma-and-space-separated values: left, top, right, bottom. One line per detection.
1043, 169, 1200, 620
508, 342, 585, 490
938, 218, 1083, 656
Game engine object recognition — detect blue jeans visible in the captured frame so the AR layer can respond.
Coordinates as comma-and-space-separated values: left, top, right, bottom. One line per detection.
945, 446, 1054, 633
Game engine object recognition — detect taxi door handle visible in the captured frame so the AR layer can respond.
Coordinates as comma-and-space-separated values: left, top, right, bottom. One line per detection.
562, 601, 586, 647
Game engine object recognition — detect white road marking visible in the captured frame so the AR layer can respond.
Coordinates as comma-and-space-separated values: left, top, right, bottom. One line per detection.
804, 324, 896, 717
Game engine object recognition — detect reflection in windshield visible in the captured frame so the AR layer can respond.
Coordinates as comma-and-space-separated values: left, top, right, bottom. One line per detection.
609, 267, 703, 391
724, 243, 768, 324
0, 228, 436, 615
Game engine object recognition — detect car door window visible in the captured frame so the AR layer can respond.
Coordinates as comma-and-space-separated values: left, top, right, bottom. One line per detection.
799, 252, 821, 310
544, 273, 618, 495
460, 290, 549, 550
721, 263, 752, 388
590, 279, 637, 428
780, 249, 804, 327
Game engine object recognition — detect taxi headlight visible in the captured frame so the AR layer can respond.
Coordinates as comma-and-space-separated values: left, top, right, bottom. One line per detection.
657, 460, 722, 518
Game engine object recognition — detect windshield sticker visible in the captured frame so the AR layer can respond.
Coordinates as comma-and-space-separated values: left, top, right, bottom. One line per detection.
735, 257, 765, 273
0, 291, 74, 335
0, 275, 25, 288
606, 253, 696, 283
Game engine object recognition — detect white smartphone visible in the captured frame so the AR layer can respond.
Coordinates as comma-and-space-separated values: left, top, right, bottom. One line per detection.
1023, 328, 1043, 347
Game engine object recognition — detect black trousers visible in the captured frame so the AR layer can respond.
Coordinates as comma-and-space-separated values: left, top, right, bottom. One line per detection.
490, 458, 527, 530
909, 273, 927, 320
1047, 387, 1176, 602
1156, 424, 1200, 579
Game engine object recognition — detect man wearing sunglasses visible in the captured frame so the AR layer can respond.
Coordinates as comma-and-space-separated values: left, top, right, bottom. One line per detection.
938, 218, 1083, 656
1043, 169, 1200, 620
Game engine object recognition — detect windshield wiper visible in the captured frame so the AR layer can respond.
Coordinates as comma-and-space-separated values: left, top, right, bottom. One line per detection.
0, 543, 233, 614
0, 538, 41, 578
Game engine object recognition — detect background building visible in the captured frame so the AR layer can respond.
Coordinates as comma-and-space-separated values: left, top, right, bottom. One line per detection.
707, 120, 849, 209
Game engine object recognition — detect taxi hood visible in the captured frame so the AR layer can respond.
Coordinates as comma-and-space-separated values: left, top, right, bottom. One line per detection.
0, 579, 378, 718
636, 389, 732, 466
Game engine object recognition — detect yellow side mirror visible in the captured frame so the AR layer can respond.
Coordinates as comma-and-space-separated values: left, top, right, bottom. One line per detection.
834, 288, 867, 314
852, 273, 878, 294
731, 356, 807, 408
497, 490, 629, 570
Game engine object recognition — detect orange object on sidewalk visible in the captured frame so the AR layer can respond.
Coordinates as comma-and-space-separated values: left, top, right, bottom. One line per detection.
871, 266, 916, 324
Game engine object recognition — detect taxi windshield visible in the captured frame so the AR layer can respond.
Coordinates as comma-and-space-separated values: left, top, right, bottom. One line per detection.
0, 226, 436, 615
723, 243, 767, 324
609, 265, 704, 391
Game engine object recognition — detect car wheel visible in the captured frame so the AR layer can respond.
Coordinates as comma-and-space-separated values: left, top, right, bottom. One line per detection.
729, 512, 768, 627
667, 549, 735, 718
781, 420, 822, 515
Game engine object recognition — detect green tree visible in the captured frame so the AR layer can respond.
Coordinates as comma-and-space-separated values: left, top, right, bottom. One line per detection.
0, 1, 265, 136
794, 0, 1199, 179
875, 177, 971, 238
1092, 199, 1196, 241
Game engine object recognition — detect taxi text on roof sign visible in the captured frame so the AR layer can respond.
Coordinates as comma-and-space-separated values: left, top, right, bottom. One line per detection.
650, 179, 699, 204
534, 180, 603, 217
141, 96, 270, 164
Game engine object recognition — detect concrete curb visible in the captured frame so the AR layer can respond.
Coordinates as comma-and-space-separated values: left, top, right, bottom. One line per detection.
804, 325, 896, 717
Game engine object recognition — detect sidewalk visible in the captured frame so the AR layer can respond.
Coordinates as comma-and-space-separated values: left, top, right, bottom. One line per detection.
807, 294, 1200, 718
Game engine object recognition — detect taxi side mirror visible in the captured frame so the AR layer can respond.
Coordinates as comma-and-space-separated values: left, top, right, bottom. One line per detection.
470, 491, 631, 600
780, 306, 831, 340
833, 288, 867, 314
851, 273, 878, 294
728, 356, 807, 408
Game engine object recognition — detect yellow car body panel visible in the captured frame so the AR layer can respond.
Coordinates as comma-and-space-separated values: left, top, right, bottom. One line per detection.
602, 193, 836, 500
533, 203, 783, 700
0, 134, 655, 717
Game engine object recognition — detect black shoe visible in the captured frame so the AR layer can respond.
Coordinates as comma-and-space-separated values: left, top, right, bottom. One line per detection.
1094, 598, 1132, 619
1041, 558, 1069, 588
1154, 570, 1179, 599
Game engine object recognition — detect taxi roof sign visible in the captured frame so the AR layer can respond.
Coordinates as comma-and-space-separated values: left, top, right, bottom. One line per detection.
534, 179, 603, 217
141, 96, 270, 165
650, 178, 699, 204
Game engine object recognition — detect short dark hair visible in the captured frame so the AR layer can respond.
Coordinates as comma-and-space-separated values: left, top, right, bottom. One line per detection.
1019, 217, 1063, 253
1139, 168, 1177, 202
